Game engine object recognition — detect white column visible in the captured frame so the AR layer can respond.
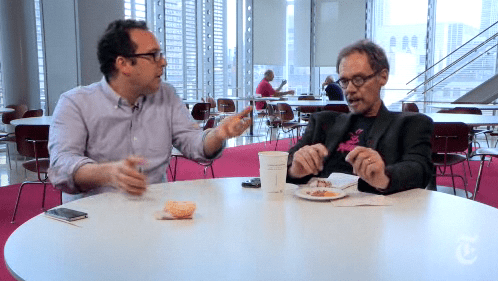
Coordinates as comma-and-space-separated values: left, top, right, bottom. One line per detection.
0, 0, 40, 108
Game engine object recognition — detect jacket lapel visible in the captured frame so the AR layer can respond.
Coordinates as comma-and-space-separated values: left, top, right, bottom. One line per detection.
367, 104, 394, 149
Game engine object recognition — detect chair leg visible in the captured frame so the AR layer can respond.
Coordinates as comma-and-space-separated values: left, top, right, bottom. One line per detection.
6, 143, 11, 170
11, 182, 27, 223
449, 166, 457, 195
41, 182, 47, 210
172, 156, 178, 182
473, 155, 486, 201
210, 164, 215, 178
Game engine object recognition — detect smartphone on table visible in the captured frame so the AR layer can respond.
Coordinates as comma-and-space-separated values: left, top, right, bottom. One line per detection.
242, 177, 261, 188
45, 207, 88, 221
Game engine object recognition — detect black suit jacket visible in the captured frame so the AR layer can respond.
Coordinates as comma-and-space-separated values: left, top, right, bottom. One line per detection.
287, 104, 434, 195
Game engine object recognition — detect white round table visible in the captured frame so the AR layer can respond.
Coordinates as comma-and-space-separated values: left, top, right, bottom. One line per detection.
5, 177, 498, 280
10, 116, 53, 126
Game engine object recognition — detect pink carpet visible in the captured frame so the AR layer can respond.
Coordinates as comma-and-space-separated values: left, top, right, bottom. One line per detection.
1, 140, 498, 280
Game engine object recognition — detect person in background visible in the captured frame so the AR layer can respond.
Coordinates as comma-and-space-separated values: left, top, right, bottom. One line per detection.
322, 75, 344, 101
48, 19, 251, 202
255, 69, 295, 110
286, 39, 433, 195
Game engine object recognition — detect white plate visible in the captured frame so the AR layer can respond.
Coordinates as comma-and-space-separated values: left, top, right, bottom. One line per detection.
295, 187, 347, 201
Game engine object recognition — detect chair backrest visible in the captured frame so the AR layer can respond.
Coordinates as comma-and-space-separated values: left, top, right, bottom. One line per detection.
2, 104, 28, 124
298, 96, 317, 100
298, 106, 319, 114
191, 103, 211, 121
22, 109, 44, 118
15, 125, 50, 158
203, 117, 216, 130
323, 104, 350, 113
402, 102, 419, 112
276, 103, 295, 122
431, 122, 470, 154
217, 98, 236, 113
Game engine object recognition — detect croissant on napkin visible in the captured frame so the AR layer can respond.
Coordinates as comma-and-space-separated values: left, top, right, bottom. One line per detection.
154, 201, 197, 220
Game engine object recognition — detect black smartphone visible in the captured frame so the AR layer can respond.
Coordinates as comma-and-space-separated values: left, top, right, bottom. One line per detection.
242, 177, 261, 188
45, 207, 88, 221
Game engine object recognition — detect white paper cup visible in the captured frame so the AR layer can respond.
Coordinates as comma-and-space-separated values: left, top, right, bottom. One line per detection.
258, 151, 289, 199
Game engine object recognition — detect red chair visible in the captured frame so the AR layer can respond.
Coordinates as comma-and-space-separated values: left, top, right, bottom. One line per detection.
402, 102, 419, 112
191, 102, 211, 128
11, 125, 61, 223
168, 117, 216, 181
217, 98, 236, 119
323, 104, 350, 113
431, 122, 471, 198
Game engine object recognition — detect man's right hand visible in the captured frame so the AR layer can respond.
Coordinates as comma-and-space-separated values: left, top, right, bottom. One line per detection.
108, 156, 148, 195
288, 144, 329, 178
74, 155, 147, 196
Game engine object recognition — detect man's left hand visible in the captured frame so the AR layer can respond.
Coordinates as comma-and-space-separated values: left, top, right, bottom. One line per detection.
345, 146, 390, 190
213, 106, 252, 140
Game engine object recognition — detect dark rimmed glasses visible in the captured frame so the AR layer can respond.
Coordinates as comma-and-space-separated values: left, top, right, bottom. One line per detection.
123, 50, 164, 62
337, 71, 379, 89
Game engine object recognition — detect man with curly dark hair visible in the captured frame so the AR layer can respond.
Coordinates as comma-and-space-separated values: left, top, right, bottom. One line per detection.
49, 19, 251, 202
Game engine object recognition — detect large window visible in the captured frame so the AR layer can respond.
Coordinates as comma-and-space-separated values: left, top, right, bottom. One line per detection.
121, 0, 498, 107
430, 0, 498, 103
371, 0, 429, 108
34, 0, 45, 111
125, 0, 147, 21
371, 0, 498, 110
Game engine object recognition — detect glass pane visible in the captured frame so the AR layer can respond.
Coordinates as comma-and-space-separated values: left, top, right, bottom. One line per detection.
431, 0, 498, 103
226, 0, 237, 97
371, 0, 428, 110
253, 0, 311, 96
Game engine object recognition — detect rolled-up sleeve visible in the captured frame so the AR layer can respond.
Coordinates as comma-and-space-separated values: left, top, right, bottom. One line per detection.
168, 88, 225, 161
48, 94, 95, 194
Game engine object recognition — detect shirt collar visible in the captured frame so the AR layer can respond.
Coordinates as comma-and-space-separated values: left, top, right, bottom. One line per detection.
100, 77, 147, 111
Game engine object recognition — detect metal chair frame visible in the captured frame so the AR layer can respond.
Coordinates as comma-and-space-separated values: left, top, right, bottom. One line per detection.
431, 122, 471, 198
11, 124, 62, 223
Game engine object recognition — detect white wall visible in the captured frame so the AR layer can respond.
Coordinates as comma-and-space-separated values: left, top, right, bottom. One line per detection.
253, 0, 287, 65
316, 0, 366, 67
42, 0, 124, 114
77, 0, 124, 86
42, 0, 79, 115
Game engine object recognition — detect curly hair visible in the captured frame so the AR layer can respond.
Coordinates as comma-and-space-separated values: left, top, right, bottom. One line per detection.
336, 39, 389, 74
97, 19, 148, 81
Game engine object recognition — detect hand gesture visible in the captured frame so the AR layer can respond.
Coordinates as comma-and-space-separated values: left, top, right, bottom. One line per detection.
108, 156, 147, 195
288, 143, 329, 178
214, 106, 252, 139
280, 79, 287, 87
345, 146, 390, 190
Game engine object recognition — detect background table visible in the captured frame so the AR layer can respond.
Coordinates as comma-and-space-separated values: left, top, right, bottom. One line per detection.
426, 103, 498, 111
267, 100, 347, 107
10, 116, 53, 126
0, 107, 15, 114
5, 177, 498, 280
424, 112, 498, 126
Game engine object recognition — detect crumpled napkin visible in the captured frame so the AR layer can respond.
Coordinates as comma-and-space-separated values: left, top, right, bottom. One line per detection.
331, 192, 393, 207
154, 201, 197, 220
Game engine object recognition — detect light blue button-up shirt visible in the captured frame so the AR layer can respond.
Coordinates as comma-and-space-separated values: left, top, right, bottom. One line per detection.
48, 77, 220, 202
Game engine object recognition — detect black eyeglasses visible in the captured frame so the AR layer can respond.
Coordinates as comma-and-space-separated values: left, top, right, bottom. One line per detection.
337, 71, 379, 89
123, 50, 164, 62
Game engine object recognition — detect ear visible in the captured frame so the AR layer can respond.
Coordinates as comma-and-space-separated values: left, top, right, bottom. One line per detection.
115, 56, 133, 76
378, 69, 389, 86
